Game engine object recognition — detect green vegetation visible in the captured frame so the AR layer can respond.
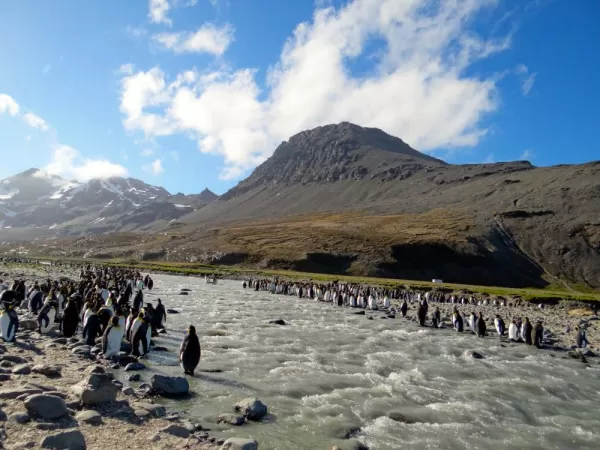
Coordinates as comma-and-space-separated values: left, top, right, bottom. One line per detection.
4, 255, 600, 302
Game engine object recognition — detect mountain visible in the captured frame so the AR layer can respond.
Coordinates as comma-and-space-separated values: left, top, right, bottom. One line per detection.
1, 122, 599, 290
0, 170, 216, 234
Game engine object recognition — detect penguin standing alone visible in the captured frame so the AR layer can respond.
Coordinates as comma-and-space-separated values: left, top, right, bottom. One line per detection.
0, 300, 19, 342
400, 300, 408, 318
494, 315, 505, 337
180, 325, 201, 376
522, 318, 533, 345
476, 314, 487, 338
534, 321, 544, 348
417, 303, 426, 326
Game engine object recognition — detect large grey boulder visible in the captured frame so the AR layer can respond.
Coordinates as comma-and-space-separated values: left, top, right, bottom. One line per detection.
71, 373, 118, 405
150, 375, 189, 397
234, 398, 268, 421
41, 429, 86, 450
221, 438, 259, 450
24, 394, 69, 420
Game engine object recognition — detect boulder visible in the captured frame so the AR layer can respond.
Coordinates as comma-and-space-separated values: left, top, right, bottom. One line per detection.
125, 362, 146, 371
1, 354, 28, 364
24, 394, 69, 420
128, 373, 141, 382
32, 365, 62, 378
0, 388, 42, 399
71, 373, 118, 405
122, 387, 135, 396
151, 375, 189, 397
11, 364, 31, 375
221, 438, 259, 450
268, 319, 286, 326
76, 410, 102, 425
40, 429, 86, 450
161, 424, 190, 438
87, 366, 105, 375
234, 398, 268, 421
131, 402, 166, 418
118, 354, 138, 366
218, 413, 245, 426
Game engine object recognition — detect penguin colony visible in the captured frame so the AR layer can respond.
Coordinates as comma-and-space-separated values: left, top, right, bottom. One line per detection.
0, 266, 201, 376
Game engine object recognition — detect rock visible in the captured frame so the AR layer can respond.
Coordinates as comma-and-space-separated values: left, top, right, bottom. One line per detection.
167, 309, 179, 314
153, 346, 169, 351
40, 429, 86, 450
161, 424, 190, 438
134, 409, 150, 419
111, 364, 121, 370
151, 375, 189, 397
12, 364, 32, 375
0, 408, 6, 421
118, 354, 138, 366
367, 316, 373, 320
52, 337, 68, 345
112, 380, 123, 388
0, 374, 10, 382
87, 366, 105, 374
463, 350, 485, 359
221, 438, 259, 450
164, 413, 180, 422
352, 310, 366, 315
8, 412, 30, 424
19, 319, 37, 331
269, 319, 286, 325
151, 434, 161, 442
218, 413, 245, 426
387, 314, 396, 319
35, 422, 60, 431
0, 360, 14, 368
567, 350, 588, 363
125, 362, 146, 371
128, 374, 141, 382
32, 364, 61, 378
45, 343, 58, 349
333, 439, 369, 450
132, 402, 166, 418
24, 394, 69, 420
233, 398, 268, 421
0, 388, 42, 399
72, 346, 92, 358
11, 442, 36, 449
76, 410, 102, 425
91, 347, 102, 355
1, 354, 28, 364
122, 387, 135, 396
584, 349, 597, 357
181, 288, 191, 292
179, 292, 189, 296
71, 373, 118, 405
45, 391, 68, 399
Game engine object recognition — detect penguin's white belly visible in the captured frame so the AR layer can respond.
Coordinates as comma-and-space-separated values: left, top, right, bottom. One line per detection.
83, 309, 92, 328
384, 297, 390, 308
41, 308, 56, 333
118, 317, 125, 329
1, 313, 15, 341
509, 325, 518, 340
105, 327, 123, 357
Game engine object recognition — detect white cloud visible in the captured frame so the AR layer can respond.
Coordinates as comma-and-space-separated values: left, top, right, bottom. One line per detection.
0, 94, 19, 116
144, 158, 164, 175
23, 113, 49, 131
121, 0, 515, 180
118, 63, 135, 75
516, 64, 536, 96
45, 144, 128, 181
149, 0, 171, 25
153, 23, 234, 55
140, 148, 154, 156
520, 148, 534, 160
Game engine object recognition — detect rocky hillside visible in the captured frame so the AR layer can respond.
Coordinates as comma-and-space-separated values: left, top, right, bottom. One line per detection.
0, 169, 216, 235
1, 122, 599, 290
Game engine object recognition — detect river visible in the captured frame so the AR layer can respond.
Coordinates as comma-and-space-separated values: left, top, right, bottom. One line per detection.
133, 274, 600, 449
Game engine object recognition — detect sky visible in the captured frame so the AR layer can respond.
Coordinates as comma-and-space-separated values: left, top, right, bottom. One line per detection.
0, 0, 598, 195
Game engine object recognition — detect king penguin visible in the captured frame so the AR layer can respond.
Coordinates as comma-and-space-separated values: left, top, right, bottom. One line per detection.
102, 316, 124, 358
0, 301, 19, 342
83, 307, 102, 346
400, 300, 408, 318
180, 325, 201, 376
60, 299, 79, 338
494, 315, 505, 337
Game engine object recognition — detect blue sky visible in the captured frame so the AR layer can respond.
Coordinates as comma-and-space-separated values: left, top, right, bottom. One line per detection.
0, 0, 598, 195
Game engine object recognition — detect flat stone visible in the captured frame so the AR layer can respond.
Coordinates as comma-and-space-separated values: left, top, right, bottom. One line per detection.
32, 364, 62, 378
218, 413, 245, 426
153, 346, 169, 351
161, 424, 190, 438
35, 422, 61, 430
132, 402, 166, 418
52, 337, 68, 345
134, 409, 150, 419
25, 394, 69, 420
12, 364, 31, 375
111, 364, 121, 370
2, 354, 28, 364
151, 375, 189, 397
0, 388, 42, 399
167, 309, 179, 314
45, 343, 58, 349
220, 438, 259, 450
233, 398, 268, 421
125, 362, 146, 371
40, 429, 86, 450
127, 374, 141, 382
76, 410, 103, 425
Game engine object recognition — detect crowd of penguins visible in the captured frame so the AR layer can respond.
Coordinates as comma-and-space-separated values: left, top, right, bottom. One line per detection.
244, 279, 591, 349
0, 266, 202, 376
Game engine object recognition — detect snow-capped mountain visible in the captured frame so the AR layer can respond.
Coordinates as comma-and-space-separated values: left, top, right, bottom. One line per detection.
0, 168, 216, 234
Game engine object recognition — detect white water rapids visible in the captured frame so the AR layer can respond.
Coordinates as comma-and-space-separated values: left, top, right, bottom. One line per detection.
133, 274, 600, 449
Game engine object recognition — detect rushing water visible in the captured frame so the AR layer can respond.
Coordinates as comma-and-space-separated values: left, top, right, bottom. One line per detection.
133, 274, 600, 450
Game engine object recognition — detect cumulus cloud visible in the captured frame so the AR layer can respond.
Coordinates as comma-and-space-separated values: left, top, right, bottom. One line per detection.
45, 144, 128, 181
516, 64, 536, 96
153, 23, 234, 55
144, 158, 164, 175
23, 113, 49, 131
149, 0, 171, 25
121, 0, 514, 180
0, 94, 19, 116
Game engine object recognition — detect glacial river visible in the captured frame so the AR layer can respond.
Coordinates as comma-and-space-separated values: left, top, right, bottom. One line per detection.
134, 274, 600, 450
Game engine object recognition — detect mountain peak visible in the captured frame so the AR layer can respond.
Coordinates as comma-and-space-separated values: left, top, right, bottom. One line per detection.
19, 168, 41, 177
221, 122, 445, 200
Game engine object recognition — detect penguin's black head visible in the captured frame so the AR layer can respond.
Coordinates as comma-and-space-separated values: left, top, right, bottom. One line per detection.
188, 325, 196, 335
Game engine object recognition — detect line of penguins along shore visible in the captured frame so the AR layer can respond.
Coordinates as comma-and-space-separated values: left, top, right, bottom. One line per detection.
243, 279, 592, 350
0, 266, 202, 376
